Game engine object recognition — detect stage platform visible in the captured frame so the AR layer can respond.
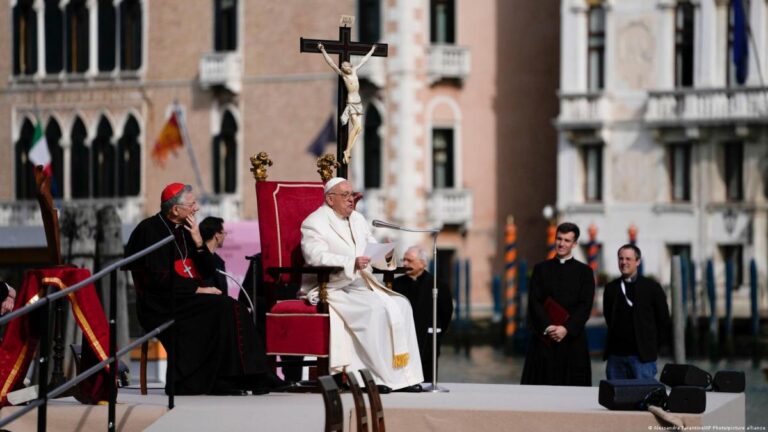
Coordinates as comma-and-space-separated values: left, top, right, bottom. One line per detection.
0, 383, 745, 431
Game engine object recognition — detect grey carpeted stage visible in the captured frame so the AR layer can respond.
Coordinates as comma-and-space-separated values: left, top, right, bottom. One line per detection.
0, 383, 745, 431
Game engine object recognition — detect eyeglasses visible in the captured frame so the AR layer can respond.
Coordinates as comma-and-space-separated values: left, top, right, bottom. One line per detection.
176, 201, 198, 208
328, 191, 355, 200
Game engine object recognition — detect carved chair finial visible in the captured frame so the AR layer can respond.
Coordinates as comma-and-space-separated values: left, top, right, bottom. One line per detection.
317, 154, 340, 182
250, 152, 273, 181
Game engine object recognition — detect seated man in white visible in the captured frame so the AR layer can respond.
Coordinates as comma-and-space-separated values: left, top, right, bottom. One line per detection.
300, 177, 424, 392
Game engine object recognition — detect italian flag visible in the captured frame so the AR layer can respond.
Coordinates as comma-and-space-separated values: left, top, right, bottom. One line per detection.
28, 120, 52, 176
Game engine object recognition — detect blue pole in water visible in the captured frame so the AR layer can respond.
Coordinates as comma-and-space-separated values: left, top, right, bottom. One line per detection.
681, 257, 689, 321
517, 261, 528, 330
707, 259, 718, 353
464, 259, 471, 323
454, 259, 462, 324
492, 275, 502, 322
689, 261, 697, 319
725, 258, 733, 341
750, 259, 758, 337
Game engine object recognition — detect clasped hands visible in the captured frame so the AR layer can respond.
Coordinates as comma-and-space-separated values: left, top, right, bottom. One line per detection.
544, 325, 567, 343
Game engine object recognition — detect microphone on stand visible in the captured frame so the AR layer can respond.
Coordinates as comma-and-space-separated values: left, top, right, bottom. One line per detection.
370, 219, 448, 393
217, 269, 257, 325
372, 219, 440, 233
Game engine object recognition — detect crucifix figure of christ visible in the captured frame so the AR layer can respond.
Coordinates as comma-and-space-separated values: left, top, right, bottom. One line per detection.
300, 22, 388, 178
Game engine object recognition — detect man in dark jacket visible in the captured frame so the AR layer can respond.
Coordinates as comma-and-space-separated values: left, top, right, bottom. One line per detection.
603, 244, 671, 379
393, 246, 453, 384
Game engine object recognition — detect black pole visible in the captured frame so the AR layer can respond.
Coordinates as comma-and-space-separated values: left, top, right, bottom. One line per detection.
169, 274, 175, 409
336, 27, 350, 179
49, 297, 66, 389
37, 285, 51, 432
108, 271, 117, 432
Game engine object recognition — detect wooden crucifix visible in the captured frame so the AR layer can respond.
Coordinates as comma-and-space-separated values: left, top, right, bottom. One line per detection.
300, 17, 388, 179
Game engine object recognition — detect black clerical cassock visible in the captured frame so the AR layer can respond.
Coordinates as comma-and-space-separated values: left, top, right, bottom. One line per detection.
124, 213, 269, 395
521, 257, 595, 387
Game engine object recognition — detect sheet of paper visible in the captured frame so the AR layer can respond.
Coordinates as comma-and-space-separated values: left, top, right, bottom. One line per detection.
364, 242, 396, 268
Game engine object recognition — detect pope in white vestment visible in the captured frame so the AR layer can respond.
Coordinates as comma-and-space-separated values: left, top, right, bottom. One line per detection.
299, 178, 424, 390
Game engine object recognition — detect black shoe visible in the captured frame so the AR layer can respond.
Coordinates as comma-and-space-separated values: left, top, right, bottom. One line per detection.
261, 372, 296, 392
250, 386, 270, 396
376, 385, 392, 394
394, 384, 422, 393
209, 380, 248, 396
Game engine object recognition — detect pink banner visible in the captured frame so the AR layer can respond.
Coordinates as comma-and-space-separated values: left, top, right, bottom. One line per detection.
218, 221, 261, 298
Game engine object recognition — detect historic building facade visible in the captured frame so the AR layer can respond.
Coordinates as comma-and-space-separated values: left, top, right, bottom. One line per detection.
1, 0, 559, 315
556, 0, 768, 314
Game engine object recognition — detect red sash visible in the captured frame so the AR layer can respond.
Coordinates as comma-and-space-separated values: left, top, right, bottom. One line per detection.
0, 267, 110, 406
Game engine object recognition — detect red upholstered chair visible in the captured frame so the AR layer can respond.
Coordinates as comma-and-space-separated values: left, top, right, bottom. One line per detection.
252, 153, 342, 379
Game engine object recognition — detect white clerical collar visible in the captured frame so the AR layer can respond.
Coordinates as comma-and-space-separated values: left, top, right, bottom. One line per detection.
623, 274, 638, 283
558, 255, 573, 264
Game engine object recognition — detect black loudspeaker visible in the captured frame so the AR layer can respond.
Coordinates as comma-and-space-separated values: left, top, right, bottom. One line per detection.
660, 363, 711, 388
667, 386, 706, 413
598, 379, 666, 411
713, 370, 745, 393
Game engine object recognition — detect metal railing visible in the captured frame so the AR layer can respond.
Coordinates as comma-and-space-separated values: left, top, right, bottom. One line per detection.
0, 235, 175, 432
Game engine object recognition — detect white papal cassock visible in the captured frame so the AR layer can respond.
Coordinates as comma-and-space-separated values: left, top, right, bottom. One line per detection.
299, 204, 424, 389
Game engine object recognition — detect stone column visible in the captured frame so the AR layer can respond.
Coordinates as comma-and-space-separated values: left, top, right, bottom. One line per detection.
87, 0, 98, 77
656, 0, 677, 90
385, 0, 429, 248
34, 0, 45, 79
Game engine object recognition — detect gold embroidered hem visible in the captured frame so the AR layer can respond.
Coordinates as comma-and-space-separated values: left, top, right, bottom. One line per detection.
393, 353, 409, 369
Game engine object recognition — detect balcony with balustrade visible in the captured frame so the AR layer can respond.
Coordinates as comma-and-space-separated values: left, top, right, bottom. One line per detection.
428, 189, 473, 227
427, 44, 471, 83
645, 87, 768, 127
556, 92, 607, 129
199, 52, 243, 93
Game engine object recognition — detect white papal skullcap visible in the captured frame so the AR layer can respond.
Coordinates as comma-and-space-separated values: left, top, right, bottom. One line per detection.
324, 177, 347, 194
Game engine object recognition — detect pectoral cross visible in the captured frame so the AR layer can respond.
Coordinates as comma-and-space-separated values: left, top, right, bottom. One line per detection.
182, 259, 194, 278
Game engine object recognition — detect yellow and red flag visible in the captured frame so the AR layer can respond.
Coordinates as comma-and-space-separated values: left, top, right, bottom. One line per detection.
152, 112, 183, 166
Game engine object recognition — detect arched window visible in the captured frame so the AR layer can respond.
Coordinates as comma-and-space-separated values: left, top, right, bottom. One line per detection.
14, 119, 36, 199
214, 0, 237, 51
66, 0, 90, 73
92, 117, 116, 198
432, 128, 454, 189
118, 115, 141, 196
213, 111, 237, 194
71, 118, 90, 198
120, 0, 142, 71
13, 0, 38, 76
363, 105, 382, 189
45, 0, 64, 74
98, 0, 116, 72
46, 119, 64, 199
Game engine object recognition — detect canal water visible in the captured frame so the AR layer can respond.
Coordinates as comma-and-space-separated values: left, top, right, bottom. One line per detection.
438, 346, 768, 427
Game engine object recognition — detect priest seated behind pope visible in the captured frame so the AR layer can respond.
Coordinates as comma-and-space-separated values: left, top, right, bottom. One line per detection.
299, 177, 424, 391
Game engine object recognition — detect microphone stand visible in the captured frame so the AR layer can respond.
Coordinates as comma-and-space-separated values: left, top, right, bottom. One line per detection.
217, 269, 257, 325
372, 220, 448, 393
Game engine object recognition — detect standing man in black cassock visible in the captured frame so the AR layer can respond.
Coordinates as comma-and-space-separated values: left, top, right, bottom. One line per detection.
393, 246, 454, 384
521, 222, 595, 386
124, 183, 284, 395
